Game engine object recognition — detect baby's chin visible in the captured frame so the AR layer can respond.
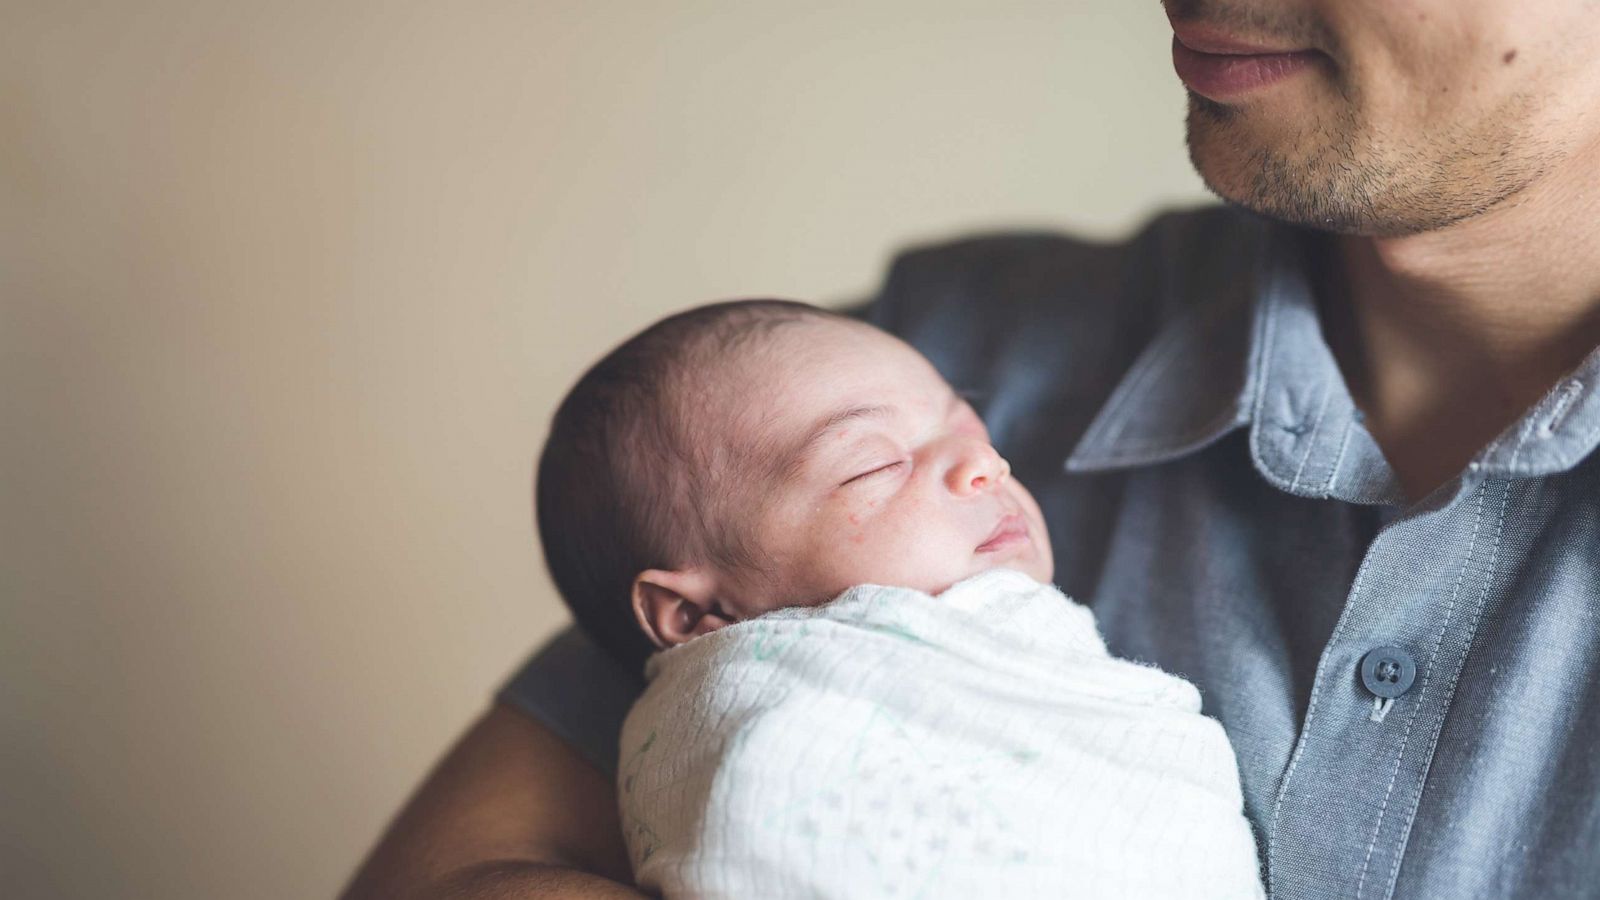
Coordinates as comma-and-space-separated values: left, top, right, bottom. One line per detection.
918, 557, 1053, 596
974, 557, 1054, 586
918, 560, 1054, 598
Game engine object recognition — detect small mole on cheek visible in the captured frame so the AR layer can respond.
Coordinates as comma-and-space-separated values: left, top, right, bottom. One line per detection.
1503, 49, 1517, 65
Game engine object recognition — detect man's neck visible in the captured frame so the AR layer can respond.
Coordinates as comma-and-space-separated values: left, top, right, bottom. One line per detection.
1315, 142, 1600, 503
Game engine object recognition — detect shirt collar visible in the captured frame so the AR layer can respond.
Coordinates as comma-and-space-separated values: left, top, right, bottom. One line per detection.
1065, 216, 1600, 496
1062, 216, 1270, 475
1471, 347, 1600, 477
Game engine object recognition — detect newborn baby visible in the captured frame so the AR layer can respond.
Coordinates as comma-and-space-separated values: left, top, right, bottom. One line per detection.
537, 300, 1264, 899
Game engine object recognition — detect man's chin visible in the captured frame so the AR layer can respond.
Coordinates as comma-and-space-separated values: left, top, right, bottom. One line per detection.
1186, 115, 1374, 234
1183, 94, 1534, 237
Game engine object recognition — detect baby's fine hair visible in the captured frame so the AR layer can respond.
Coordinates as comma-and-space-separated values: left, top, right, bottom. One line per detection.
536, 298, 843, 671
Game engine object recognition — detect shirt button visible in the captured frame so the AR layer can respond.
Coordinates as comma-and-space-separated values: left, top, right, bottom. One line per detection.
1360, 646, 1417, 699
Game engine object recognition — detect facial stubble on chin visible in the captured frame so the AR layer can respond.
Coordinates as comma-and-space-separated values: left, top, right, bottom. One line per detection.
1183, 87, 1555, 238
1185, 93, 1379, 234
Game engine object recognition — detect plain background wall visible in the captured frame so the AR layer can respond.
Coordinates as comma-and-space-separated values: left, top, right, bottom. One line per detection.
1, 2, 1210, 897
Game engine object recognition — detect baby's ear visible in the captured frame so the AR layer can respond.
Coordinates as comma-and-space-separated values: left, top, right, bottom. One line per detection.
631, 568, 732, 649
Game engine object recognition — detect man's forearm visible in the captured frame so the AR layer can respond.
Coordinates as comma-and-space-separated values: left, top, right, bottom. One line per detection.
340, 706, 643, 900
425, 860, 649, 900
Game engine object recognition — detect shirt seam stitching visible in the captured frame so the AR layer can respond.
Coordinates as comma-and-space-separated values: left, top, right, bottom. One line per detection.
1322, 417, 1356, 497
1246, 255, 1282, 486
1378, 478, 1511, 900
1351, 480, 1486, 899
1287, 388, 1334, 493
1266, 483, 1379, 895
1480, 379, 1600, 474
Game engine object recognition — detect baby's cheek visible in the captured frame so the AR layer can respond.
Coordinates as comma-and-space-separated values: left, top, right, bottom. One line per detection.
840, 495, 886, 543
844, 509, 868, 544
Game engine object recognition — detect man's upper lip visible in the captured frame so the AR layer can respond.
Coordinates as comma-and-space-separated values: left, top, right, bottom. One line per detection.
976, 513, 1027, 552
1170, 22, 1307, 56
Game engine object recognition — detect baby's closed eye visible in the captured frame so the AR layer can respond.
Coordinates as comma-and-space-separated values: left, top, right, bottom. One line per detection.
842, 460, 906, 486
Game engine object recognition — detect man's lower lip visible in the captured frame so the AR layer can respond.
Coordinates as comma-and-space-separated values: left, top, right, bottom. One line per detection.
1170, 37, 1318, 102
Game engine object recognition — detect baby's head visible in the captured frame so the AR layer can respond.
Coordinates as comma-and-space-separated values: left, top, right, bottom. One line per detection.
537, 300, 1052, 669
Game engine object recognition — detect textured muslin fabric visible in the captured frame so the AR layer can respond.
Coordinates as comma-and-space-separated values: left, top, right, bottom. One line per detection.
616, 569, 1265, 900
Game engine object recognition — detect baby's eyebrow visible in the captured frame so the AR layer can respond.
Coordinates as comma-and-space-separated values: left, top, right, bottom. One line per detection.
775, 404, 895, 484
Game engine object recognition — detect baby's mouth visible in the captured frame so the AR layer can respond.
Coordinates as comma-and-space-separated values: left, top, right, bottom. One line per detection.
975, 513, 1030, 554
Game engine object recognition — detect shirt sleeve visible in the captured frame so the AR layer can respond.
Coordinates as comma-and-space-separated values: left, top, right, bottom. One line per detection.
496, 625, 645, 777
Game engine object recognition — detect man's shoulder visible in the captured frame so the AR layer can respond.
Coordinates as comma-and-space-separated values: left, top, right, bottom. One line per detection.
867, 205, 1263, 460
871, 204, 1256, 333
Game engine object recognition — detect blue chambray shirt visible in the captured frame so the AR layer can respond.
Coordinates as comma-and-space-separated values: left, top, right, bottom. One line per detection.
502, 206, 1600, 899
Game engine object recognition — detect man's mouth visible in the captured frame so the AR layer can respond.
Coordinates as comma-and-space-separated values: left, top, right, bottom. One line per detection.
1169, 23, 1320, 102
976, 513, 1030, 554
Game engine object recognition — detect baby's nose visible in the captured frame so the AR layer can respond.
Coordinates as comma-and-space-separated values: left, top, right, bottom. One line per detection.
947, 443, 1010, 496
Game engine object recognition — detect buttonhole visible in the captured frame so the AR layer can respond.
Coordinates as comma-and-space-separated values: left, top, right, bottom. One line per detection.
1537, 379, 1584, 439
1280, 419, 1313, 437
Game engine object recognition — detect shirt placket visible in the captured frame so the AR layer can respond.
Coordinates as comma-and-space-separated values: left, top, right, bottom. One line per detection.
1246, 250, 1520, 898
1259, 436, 1514, 900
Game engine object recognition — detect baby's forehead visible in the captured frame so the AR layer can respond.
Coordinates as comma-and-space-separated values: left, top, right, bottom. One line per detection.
680, 316, 949, 457
735, 378, 956, 474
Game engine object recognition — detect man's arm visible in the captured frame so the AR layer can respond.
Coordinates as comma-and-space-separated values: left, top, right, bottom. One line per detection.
341, 703, 645, 900
341, 287, 895, 900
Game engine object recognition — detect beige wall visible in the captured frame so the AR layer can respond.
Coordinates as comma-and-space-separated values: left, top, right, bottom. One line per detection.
0, 2, 1209, 897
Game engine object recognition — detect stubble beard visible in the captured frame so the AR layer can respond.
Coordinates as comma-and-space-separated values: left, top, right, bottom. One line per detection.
1184, 91, 1554, 238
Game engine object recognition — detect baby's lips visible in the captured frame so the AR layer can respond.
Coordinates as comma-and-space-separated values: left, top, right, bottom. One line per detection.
975, 512, 1029, 553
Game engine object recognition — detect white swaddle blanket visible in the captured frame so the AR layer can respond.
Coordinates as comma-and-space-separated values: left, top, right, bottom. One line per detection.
618, 568, 1264, 899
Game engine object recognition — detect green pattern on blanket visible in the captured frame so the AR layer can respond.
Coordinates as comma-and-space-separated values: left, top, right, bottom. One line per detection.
758, 701, 1040, 899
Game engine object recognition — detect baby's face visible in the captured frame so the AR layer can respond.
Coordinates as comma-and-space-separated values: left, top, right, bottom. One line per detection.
711, 317, 1053, 616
